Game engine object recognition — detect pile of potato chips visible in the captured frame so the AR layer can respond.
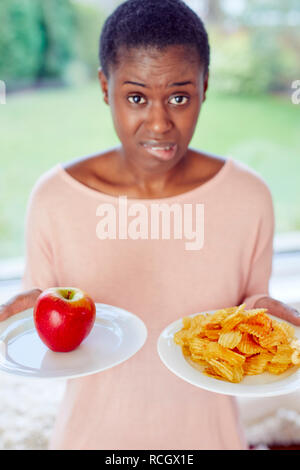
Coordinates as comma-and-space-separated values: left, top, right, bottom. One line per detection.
174, 304, 300, 383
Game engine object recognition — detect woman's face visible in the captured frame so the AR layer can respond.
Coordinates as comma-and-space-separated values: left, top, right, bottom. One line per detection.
98, 45, 208, 173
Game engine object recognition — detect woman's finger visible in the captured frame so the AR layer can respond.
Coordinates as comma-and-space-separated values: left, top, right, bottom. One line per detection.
275, 304, 300, 326
0, 288, 42, 322
255, 296, 300, 326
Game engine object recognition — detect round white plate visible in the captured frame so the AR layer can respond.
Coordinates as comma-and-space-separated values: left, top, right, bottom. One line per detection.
0, 303, 147, 380
157, 311, 300, 397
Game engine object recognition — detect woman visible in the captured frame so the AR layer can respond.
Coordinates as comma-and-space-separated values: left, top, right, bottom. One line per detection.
1, 0, 299, 450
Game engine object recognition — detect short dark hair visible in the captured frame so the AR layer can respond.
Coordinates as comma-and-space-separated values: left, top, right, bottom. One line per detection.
99, 0, 210, 80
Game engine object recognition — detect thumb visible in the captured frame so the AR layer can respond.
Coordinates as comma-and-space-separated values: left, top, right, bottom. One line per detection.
0, 288, 42, 322
255, 296, 300, 326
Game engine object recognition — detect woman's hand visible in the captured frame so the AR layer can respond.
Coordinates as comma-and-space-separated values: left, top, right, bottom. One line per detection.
0, 288, 42, 322
254, 295, 300, 326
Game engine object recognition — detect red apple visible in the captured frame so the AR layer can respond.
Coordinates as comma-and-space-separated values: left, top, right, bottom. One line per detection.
34, 287, 96, 352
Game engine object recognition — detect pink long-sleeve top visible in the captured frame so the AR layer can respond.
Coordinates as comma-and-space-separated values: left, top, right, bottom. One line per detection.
22, 156, 274, 450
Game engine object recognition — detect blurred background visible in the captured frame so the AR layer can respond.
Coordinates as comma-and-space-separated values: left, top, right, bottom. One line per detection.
0, 0, 300, 261
0, 0, 300, 450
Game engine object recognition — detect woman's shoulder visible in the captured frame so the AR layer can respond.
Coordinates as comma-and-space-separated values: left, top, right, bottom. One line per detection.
191, 149, 273, 212
225, 156, 274, 220
28, 148, 115, 200
24, 163, 67, 220
28, 163, 63, 202
228, 157, 273, 199
62, 147, 124, 195
187, 149, 226, 181
191, 150, 269, 189
62, 149, 111, 178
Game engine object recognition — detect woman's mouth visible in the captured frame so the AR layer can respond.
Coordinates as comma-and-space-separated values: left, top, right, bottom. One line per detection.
141, 143, 178, 160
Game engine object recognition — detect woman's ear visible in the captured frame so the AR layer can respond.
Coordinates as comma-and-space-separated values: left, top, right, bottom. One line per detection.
98, 68, 109, 105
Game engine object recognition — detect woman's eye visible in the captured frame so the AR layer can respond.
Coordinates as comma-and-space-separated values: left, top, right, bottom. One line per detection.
127, 95, 146, 105
169, 95, 189, 105
127, 95, 189, 106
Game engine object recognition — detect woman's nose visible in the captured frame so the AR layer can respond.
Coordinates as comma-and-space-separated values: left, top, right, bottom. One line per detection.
145, 103, 173, 134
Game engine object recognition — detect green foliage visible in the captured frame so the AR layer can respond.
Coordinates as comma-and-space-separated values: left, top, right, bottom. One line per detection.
1, 83, 299, 257
0, 0, 44, 88
0, 0, 76, 89
209, 28, 300, 95
238, 0, 300, 28
71, 1, 106, 80
39, 0, 76, 80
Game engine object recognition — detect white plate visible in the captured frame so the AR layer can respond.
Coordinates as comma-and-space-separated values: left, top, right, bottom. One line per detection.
0, 303, 147, 380
157, 311, 300, 397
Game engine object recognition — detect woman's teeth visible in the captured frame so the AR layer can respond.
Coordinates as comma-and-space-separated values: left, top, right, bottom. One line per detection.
144, 144, 173, 150
142, 143, 177, 160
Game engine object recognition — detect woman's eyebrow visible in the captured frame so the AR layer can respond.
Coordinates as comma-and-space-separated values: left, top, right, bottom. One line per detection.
122, 80, 195, 88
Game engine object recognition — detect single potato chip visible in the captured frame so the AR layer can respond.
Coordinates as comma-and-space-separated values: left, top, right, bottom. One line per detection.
204, 328, 222, 340
174, 329, 189, 346
221, 304, 246, 333
245, 308, 268, 318
181, 345, 191, 357
188, 337, 210, 356
203, 365, 224, 381
271, 344, 293, 364
243, 354, 270, 375
204, 342, 245, 367
266, 362, 291, 375
207, 359, 235, 382
218, 330, 242, 349
182, 317, 192, 329
236, 333, 265, 355
231, 365, 244, 383
278, 321, 295, 341
205, 310, 228, 325
258, 323, 288, 348
238, 323, 269, 339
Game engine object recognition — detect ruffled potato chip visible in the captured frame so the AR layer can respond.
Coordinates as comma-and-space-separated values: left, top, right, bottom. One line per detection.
243, 353, 270, 375
207, 358, 235, 382
245, 308, 268, 318
174, 305, 300, 383
218, 330, 242, 349
247, 312, 272, 331
203, 365, 224, 381
204, 342, 245, 367
221, 304, 246, 333
266, 362, 291, 375
271, 344, 293, 364
258, 323, 288, 348
238, 323, 269, 339
236, 333, 264, 355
